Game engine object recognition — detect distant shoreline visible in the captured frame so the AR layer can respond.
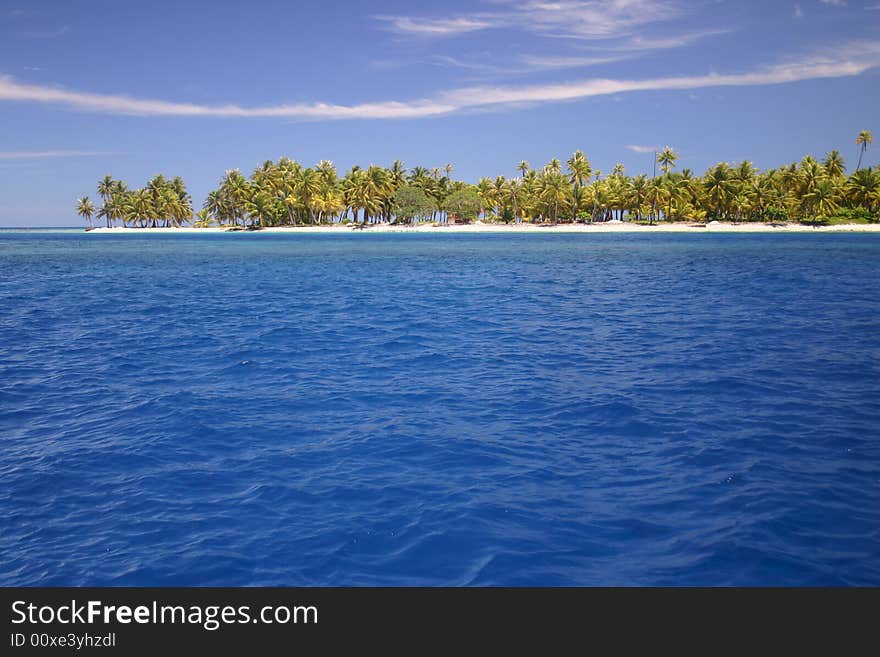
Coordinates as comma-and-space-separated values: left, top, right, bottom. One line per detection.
84, 222, 880, 234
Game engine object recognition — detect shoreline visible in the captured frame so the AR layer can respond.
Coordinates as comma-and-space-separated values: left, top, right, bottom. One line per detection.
84, 222, 880, 234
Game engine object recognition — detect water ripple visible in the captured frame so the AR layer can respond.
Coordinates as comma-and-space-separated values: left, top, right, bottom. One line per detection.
1, 232, 879, 585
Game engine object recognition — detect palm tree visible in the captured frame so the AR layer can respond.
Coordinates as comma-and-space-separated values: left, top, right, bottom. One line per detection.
544, 158, 562, 175
476, 177, 495, 219
389, 160, 407, 189
645, 180, 669, 224
204, 189, 227, 225
541, 174, 570, 224
626, 174, 649, 220
76, 197, 95, 228
96, 175, 116, 227
804, 179, 839, 223
566, 151, 590, 184
97, 175, 114, 202
297, 168, 323, 223
823, 150, 846, 178
364, 165, 392, 223
703, 163, 734, 220
846, 168, 879, 211
657, 147, 678, 175
316, 160, 338, 184
80, 141, 880, 232
193, 209, 214, 228
731, 189, 754, 223
314, 183, 345, 223
219, 169, 250, 225
248, 191, 280, 227
856, 130, 873, 171
565, 151, 592, 220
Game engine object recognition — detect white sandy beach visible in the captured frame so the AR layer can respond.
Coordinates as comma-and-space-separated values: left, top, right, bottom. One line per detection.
87, 222, 880, 234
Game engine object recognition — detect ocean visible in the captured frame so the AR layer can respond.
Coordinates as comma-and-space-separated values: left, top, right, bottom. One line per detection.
1, 229, 878, 585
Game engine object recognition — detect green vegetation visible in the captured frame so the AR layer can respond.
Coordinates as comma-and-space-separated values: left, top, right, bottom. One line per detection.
81, 174, 193, 228
75, 197, 95, 228
391, 185, 434, 224
78, 131, 879, 228
445, 188, 482, 223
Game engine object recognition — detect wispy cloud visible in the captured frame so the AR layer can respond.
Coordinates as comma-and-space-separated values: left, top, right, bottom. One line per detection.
20, 25, 69, 38
428, 55, 509, 74
429, 52, 632, 76
626, 145, 659, 153
393, 28, 727, 78
611, 30, 729, 51
518, 54, 629, 70
0, 42, 877, 120
794, 4, 805, 18
378, 0, 684, 40
375, 16, 493, 36
819, 0, 846, 6
0, 150, 113, 159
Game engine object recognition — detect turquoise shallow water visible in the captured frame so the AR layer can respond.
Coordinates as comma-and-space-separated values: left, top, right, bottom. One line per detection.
1, 230, 879, 585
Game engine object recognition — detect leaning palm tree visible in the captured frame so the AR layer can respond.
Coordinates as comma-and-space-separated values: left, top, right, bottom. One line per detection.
75, 197, 95, 228
856, 130, 873, 171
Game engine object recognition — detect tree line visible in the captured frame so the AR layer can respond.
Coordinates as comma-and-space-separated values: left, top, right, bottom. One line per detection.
77, 131, 877, 228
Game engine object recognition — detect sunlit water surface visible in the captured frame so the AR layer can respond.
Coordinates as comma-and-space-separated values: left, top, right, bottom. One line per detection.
1, 230, 878, 585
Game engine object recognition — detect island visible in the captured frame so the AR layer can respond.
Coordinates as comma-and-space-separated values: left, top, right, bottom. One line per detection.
77, 135, 878, 233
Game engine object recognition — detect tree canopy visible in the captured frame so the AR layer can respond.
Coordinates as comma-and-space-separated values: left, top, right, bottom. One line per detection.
391, 185, 434, 224
80, 132, 880, 229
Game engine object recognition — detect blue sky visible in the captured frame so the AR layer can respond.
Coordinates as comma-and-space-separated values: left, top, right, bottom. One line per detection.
1, 0, 878, 225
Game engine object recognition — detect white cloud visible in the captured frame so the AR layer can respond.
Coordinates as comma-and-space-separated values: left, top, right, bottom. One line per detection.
610, 30, 728, 51
794, 4, 805, 18
626, 145, 659, 153
819, 0, 846, 6
421, 29, 725, 76
519, 54, 628, 69
416, 52, 630, 78
509, 0, 682, 39
0, 75, 458, 118
0, 150, 112, 159
0, 42, 877, 121
375, 16, 493, 35
377, 0, 683, 40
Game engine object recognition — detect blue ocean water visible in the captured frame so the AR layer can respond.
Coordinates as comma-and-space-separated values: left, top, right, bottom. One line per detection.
1, 229, 879, 586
